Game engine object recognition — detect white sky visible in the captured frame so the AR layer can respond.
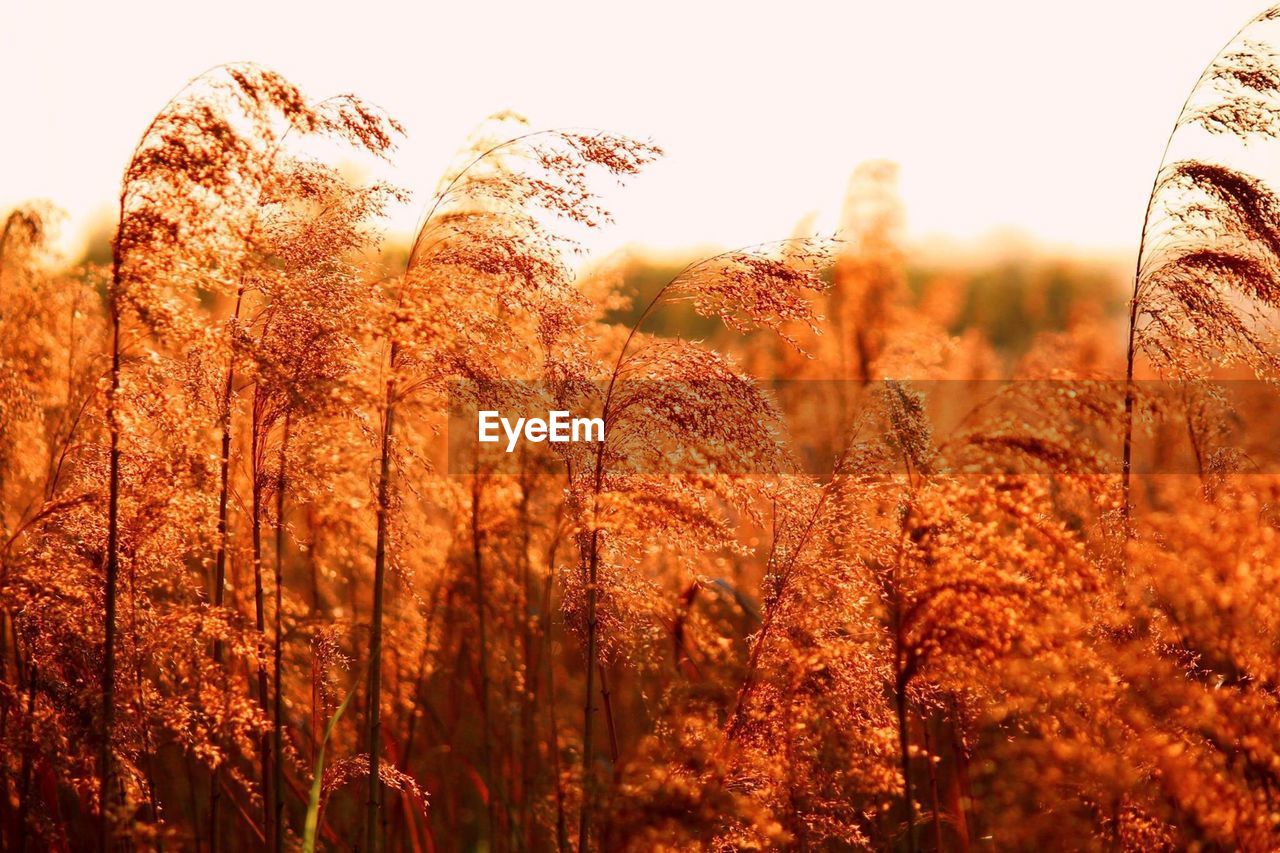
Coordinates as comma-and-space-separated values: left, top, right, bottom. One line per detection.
0, 0, 1268, 259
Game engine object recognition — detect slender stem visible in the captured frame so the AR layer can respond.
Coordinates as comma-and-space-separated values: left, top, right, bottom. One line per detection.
950, 715, 974, 852
924, 718, 944, 852
17, 658, 36, 850
469, 466, 499, 847
209, 286, 244, 852
575, 254, 724, 850
251, 398, 273, 850
577, 245, 791, 849
273, 412, 291, 853
892, 504, 916, 853
207, 102, 292, 853
895, 678, 915, 853
597, 664, 619, 769
101, 225, 124, 853
1124, 12, 1260, 526
365, 355, 397, 853
517, 454, 537, 849
577, 529, 601, 853
0, 610, 10, 836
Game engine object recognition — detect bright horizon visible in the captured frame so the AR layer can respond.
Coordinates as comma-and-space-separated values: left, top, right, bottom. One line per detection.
0, 0, 1266, 261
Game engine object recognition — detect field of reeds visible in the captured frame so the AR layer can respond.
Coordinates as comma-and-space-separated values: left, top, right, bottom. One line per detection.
7, 6, 1280, 852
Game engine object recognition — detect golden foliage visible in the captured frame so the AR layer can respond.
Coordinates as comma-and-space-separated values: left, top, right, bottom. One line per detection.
8, 15, 1280, 851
